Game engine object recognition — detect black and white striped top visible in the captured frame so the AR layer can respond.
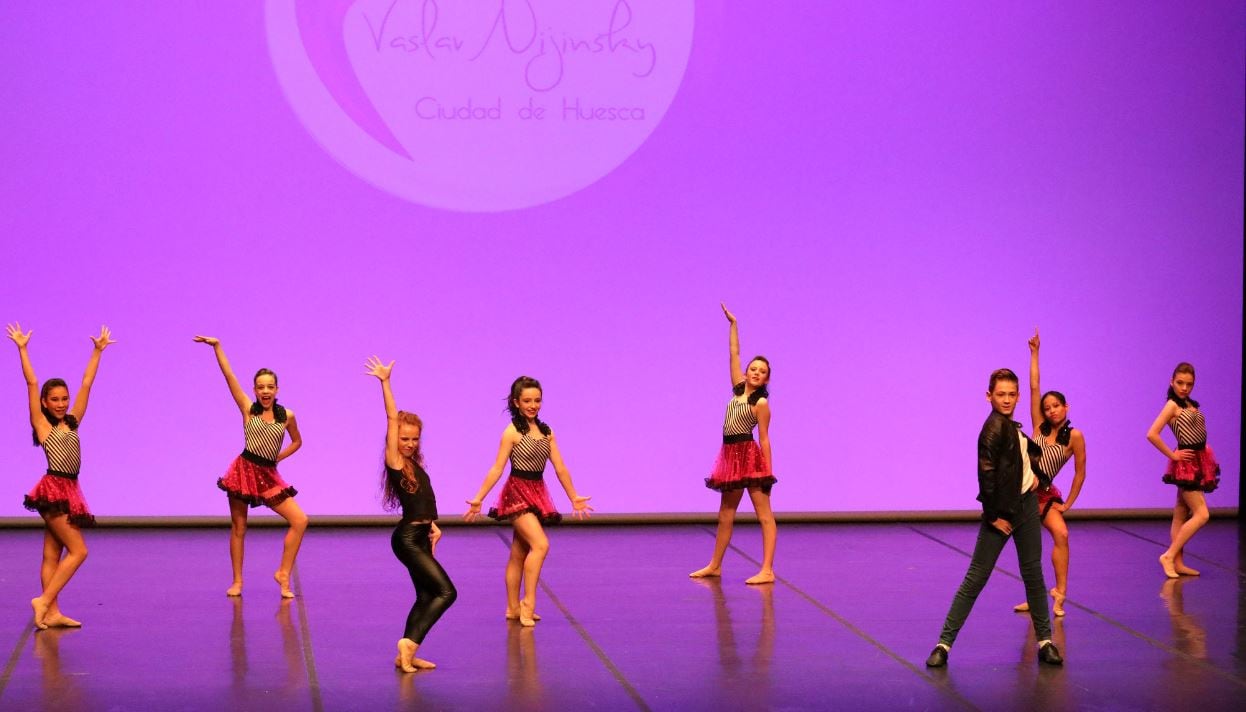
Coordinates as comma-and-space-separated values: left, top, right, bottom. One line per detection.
1169, 407, 1207, 447
510, 433, 551, 473
41, 427, 81, 475
244, 415, 287, 461
1034, 436, 1071, 482
722, 397, 758, 438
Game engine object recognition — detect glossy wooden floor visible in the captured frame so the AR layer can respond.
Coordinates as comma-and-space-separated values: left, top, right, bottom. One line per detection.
0, 521, 1242, 710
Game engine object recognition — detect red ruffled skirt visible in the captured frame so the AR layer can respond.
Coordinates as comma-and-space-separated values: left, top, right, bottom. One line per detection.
218, 453, 298, 508
489, 476, 561, 525
24, 472, 95, 527
705, 439, 776, 493
1037, 483, 1064, 518
1162, 446, 1220, 493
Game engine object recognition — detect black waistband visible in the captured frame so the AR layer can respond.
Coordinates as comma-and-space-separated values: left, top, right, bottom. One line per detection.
722, 433, 754, 444
1177, 442, 1207, 451
510, 469, 545, 481
46, 469, 79, 481
241, 449, 277, 467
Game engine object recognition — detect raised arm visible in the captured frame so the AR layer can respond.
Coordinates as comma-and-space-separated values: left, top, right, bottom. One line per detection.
1146, 401, 1193, 462
365, 356, 403, 470
465, 428, 519, 521
755, 399, 773, 475
6, 323, 44, 437
722, 303, 744, 387
1027, 328, 1042, 433
71, 325, 116, 423
548, 433, 593, 520
193, 336, 251, 416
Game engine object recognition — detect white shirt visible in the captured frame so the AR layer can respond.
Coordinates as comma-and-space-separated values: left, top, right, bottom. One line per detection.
1018, 429, 1037, 494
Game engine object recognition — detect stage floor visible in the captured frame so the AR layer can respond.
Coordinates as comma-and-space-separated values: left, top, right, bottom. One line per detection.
0, 521, 1242, 711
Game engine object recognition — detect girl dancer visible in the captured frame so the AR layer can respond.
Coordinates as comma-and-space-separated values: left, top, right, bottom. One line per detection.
465, 376, 592, 626
194, 336, 307, 597
1146, 362, 1219, 578
7, 323, 115, 629
365, 356, 456, 672
1013, 329, 1086, 617
690, 304, 777, 585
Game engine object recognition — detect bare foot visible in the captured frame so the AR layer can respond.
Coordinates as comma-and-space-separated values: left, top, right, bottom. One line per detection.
31, 598, 50, 630
1158, 554, 1179, 579
688, 565, 721, 578
1013, 601, 1030, 612
518, 602, 537, 627
394, 638, 418, 673
505, 609, 541, 622
1173, 556, 1200, 576
274, 571, 295, 599
44, 614, 83, 628
225, 582, 243, 597
1049, 588, 1066, 617
412, 657, 437, 669
745, 571, 775, 585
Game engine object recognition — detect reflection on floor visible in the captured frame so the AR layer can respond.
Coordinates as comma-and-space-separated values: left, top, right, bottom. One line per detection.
0, 521, 1241, 710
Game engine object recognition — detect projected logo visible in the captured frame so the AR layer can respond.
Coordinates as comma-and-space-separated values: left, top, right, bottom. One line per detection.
266, 0, 694, 212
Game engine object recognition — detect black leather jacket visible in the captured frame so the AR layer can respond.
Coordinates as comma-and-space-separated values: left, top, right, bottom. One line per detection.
977, 410, 1050, 526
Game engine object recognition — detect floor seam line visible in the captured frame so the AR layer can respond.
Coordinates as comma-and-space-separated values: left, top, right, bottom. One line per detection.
698, 526, 978, 711
0, 626, 33, 704
1105, 524, 1244, 576
908, 524, 1246, 688
292, 563, 326, 712
492, 529, 652, 712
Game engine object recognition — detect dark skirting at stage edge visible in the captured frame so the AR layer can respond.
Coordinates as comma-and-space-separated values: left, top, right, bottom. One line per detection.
0, 520, 1243, 710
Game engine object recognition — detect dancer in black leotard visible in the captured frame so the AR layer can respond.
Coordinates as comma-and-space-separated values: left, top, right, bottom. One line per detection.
365, 356, 456, 672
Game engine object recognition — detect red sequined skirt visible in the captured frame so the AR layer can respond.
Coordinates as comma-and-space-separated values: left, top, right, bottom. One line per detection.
1037, 483, 1064, 518
705, 439, 776, 493
1162, 446, 1220, 493
218, 452, 298, 508
24, 471, 95, 527
489, 475, 561, 525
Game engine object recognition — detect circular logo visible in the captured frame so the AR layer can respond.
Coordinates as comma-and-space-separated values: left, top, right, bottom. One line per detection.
266, 0, 695, 212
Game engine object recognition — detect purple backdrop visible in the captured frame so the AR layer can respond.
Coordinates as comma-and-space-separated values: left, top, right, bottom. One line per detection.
1, 1, 1241, 517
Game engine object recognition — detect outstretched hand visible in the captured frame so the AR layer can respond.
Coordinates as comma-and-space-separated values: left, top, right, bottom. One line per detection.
89, 325, 116, 351
364, 355, 394, 381
720, 302, 737, 324
5, 323, 32, 348
463, 499, 483, 522
569, 495, 594, 520
192, 335, 220, 347
1028, 328, 1040, 352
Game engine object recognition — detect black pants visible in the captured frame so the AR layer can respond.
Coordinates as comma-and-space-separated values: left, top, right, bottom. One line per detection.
391, 523, 457, 644
938, 491, 1052, 646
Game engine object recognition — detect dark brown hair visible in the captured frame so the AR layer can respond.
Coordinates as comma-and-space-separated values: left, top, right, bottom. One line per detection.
988, 368, 1019, 393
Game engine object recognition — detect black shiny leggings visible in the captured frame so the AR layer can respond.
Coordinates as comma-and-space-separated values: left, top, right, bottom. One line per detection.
391, 523, 457, 644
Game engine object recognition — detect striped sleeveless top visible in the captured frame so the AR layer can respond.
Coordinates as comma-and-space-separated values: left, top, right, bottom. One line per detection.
723, 397, 758, 438
1169, 407, 1207, 448
510, 433, 551, 473
1034, 436, 1071, 482
244, 415, 287, 462
42, 427, 81, 475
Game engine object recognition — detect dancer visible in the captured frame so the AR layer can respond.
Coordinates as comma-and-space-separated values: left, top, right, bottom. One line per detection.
1013, 329, 1087, 617
464, 376, 592, 626
8, 323, 115, 629
689, 304, 777, 585
1146, 362, 1219, 579
926, 368, 1062, 667
194, 336, 307, 598
365, 356, 456, 672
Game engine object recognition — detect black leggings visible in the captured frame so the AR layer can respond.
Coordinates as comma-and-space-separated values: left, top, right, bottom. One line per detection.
391, 523, 457, 644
